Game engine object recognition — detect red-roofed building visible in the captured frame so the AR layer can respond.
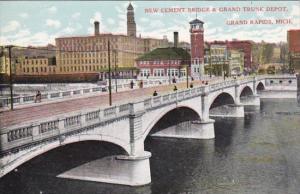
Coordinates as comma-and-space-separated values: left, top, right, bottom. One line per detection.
287, 29, 300, 72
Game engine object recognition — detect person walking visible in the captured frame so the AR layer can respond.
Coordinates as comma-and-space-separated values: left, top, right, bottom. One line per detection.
173, 85, 178, 91
35, 90, 41, 103
153, 90, 158, 96
130, 80, 134, 89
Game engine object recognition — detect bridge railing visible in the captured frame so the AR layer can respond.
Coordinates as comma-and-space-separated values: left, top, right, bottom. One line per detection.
0, 76, 196, 108
1, 75, 297, 156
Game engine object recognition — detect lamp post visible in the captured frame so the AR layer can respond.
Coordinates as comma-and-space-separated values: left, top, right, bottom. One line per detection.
113, 49, 117, 93
5, 45, 14, 110
108, 41, 112, 106
185, 48, 189, 88
168, 52, 171, 85
209, 46, 212, 78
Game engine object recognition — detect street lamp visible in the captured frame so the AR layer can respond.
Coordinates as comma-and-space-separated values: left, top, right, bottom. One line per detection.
185, 47, 189, 88
5, 45, 14, 110
113, 49, 118, 93
107, 40, 112, 106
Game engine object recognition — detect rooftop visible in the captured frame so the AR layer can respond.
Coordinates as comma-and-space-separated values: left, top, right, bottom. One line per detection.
189, 18, 204, 24
137, 47, 190, 61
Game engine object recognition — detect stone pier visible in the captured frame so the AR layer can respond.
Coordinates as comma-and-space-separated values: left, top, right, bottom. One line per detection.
210, 104, 244, 118
58, 151, 152, 186
151, 119, 215, 139
241, 95, 260, 106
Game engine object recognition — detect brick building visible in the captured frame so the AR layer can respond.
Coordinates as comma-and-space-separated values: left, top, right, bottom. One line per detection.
287, 29, 300, 73
17, 57, 56, 75
55, 3, 168, 79
136, 33, 190, 79
227, 40, 252, 70
189, 18, 204, 78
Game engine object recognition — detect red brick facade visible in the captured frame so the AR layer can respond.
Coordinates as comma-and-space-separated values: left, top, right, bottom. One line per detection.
208, 40, 253, 69
288, 29, 300, 53
227, 41, 252, 69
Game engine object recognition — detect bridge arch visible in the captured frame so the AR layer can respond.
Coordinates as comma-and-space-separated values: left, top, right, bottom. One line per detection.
2, 134, 130, 177
256, 82, 265, 91
142, 106, 201, 140
239, 86, 254, 97
209, 92, 235, 110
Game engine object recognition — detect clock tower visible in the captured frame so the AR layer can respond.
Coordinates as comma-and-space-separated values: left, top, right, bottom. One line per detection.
189, 18, 204, 78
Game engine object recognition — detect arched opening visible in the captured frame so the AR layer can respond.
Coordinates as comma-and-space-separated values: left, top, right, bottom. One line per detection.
256, 82, 265, 93
149, 107, 200, 136
209, 93, 235, 116
240, 86, 254, 105
0, 140, 127, 184
210, 93, 235, 110
240, 86, 253, 97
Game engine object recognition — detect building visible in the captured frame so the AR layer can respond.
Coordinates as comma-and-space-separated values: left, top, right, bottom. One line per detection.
204, 43, 229, 76
228, 49, 244, 76
55, 3, 168, 79
127, 3, 136, 37
0, 47, 10, 75
226, 40, 252, 70
16, 56, 56, 75
135, 47, 190, 79
0, 45, 56, 76
136, 33, 190, 79
189, 18, 204, 78
287, 29, 300, 73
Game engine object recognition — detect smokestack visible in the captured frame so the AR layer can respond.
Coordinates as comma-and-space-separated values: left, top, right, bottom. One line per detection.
174, 32, 178, 48
94, 21, 100, 35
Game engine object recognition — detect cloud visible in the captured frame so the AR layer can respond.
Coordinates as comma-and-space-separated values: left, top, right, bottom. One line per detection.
107, 18, 115, 25
48, 6, 57, 14
61, 27, 75, 34
291, 5, 300, 17
71, 12, 81, 19
46, 19, 61, 29
140, 17, 149, 23
19, 13, 29, 19
90, 12, 102, 24
1, 20, 21, 33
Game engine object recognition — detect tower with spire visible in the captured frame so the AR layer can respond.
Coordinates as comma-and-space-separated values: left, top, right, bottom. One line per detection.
127, 2, 136, 37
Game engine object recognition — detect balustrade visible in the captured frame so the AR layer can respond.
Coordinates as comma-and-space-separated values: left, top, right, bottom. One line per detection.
64, 115, 81, 127
104, 106, 117, 117
39, 121, 59, 133
7, 127, 33, 142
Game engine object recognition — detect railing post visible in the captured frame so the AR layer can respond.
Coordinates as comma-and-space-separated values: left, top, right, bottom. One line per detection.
19, 96, 24, 104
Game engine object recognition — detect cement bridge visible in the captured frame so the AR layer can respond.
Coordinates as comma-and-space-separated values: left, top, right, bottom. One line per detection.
0, 75, 297, 186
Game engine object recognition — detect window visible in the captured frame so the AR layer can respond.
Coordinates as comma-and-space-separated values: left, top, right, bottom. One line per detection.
140, 69, 150, 77
153, 69, 164, 77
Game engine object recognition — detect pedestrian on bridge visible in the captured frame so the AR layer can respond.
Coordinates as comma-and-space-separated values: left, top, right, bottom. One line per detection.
35, 91, 41, 103
130, 80, 134, 89
173, 85, 178, 91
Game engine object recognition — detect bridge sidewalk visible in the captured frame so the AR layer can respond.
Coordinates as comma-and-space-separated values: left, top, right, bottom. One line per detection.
0, 80, 207, 129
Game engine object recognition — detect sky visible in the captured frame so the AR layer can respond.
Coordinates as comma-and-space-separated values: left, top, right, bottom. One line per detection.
0, 1, 299, 46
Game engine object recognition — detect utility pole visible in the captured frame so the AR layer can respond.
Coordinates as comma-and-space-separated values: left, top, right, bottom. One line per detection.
114, 50, 117, 93
168, 51, 171, 85
108, 41, 112, 106
6, 45, 14, 110
186, 48, 189, 88
209, 46, 212, 78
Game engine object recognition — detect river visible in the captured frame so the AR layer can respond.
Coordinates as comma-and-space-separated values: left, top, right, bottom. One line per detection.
1, 98, 300, 194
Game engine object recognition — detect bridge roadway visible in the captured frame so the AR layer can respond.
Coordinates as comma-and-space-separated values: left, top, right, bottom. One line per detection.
0, 75, 296, 186
0, 79, 217, 129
